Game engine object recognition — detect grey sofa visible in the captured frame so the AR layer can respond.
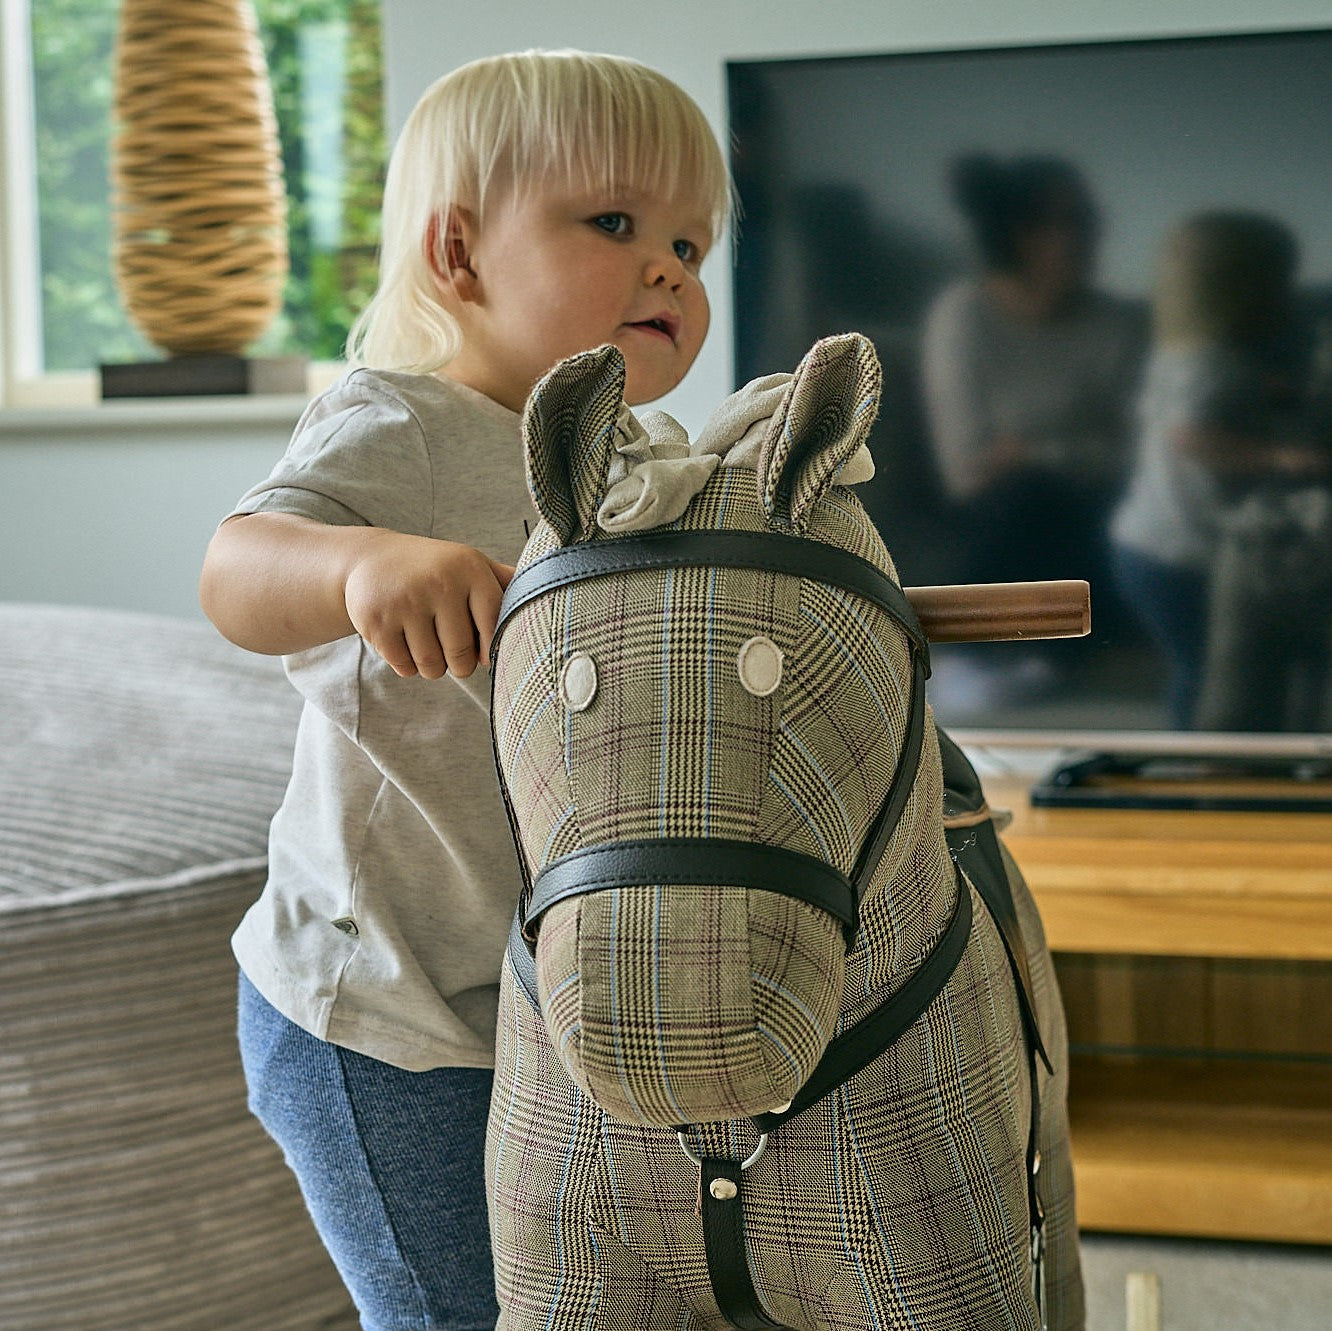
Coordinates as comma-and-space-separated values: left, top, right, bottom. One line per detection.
0, 604, 356, 1330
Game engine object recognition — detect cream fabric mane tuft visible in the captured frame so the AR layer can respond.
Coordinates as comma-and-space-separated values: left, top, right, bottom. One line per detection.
597, 372, 875, 534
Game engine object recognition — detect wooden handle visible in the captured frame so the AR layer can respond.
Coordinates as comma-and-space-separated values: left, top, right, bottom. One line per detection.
904, 579, 1091, 643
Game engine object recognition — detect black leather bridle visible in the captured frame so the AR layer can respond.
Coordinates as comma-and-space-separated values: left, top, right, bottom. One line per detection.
492, 527, 931, 942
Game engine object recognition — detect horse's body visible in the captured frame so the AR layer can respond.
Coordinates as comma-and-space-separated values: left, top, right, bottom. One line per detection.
487, 336, 1082, 1330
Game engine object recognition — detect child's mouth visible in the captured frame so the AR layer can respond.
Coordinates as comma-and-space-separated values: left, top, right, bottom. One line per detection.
627, 315, 679, 344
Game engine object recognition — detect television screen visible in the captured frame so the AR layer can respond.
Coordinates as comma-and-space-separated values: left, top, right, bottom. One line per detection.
728, 29, 1332, 757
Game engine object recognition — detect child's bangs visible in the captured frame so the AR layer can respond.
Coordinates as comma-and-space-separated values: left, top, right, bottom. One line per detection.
491, 56, 731, 240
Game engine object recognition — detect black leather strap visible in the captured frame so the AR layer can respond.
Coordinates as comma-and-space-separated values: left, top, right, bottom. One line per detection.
936, 731, 1050, 1292
1027, 1043, 1046, 1323
751, 859, 972, 1134
495, 528, 929, 672
938, 732, 1051, 1075
508, 909, 540, 1009
700, 1158, 792, 1331
848, 653, 927, 897
524, 838, 858, 940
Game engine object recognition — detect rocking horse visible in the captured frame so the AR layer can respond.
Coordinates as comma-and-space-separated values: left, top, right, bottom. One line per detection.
487, 334, 1085, 1331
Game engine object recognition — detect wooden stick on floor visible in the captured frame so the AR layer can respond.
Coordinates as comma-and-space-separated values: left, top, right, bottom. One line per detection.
1126, 1271, 1163, 1331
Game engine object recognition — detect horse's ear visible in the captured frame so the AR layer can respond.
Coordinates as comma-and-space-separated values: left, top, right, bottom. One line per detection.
522, 345, 625, 544
757, 333, 882, 531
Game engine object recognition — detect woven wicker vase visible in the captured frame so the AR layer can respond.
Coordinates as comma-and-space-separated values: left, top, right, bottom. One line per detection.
111, 0, 288, 356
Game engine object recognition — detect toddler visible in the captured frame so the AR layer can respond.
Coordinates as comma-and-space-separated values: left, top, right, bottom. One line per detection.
199, 49, 730, 1331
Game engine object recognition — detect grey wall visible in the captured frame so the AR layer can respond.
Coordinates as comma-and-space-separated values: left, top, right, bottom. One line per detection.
0, 402, 298, 618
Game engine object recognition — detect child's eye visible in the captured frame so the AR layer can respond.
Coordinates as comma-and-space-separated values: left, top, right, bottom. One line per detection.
673, 238, 702, 265
591, 213, 631, 236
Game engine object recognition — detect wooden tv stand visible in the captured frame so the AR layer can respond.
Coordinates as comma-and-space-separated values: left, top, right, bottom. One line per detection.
987, 771, 1332, 1246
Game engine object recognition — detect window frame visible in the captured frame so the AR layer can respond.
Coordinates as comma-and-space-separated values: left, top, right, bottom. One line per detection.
0, 0, 53, 406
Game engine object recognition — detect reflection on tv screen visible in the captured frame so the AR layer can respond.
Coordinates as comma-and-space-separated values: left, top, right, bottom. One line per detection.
728, 29, 1332, 746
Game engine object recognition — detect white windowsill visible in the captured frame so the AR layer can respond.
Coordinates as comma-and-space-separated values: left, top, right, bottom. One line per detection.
0, 393, 311, 439
0, 360, 342, 438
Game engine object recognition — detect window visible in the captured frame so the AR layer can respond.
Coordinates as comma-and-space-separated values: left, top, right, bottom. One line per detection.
1, 0, 385, 405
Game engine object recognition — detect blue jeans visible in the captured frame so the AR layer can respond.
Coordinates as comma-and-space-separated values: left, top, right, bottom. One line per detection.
237, 972, 499, 1331
1110, 543, 1208, 729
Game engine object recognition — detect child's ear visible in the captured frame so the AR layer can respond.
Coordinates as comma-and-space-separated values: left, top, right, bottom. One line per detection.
425, 206, 479, 302
522, 345, 626, 544
757, 333, 882, 532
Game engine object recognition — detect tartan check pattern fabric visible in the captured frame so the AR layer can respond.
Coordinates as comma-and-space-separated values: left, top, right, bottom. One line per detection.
487, 337, 1083, 1329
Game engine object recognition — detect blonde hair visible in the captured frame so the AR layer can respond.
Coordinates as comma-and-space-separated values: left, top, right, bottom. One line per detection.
346, 50, 732, 373
1154, 210, 1298, 347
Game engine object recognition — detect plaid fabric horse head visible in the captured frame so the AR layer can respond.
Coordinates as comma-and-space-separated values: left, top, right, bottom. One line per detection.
487, 335, 1083, 1331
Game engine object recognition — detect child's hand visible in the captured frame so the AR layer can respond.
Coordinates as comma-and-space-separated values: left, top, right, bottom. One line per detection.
343, 531, 515, 680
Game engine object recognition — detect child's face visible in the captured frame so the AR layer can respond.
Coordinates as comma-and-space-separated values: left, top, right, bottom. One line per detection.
439, 182, 713, 410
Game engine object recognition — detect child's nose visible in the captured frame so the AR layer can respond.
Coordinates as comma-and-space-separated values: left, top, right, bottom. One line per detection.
644, 247, 685, 288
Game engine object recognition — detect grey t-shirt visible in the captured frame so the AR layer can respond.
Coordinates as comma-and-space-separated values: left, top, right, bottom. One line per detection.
920, 279, 1143, 501
1110, 344, 1273, 571
230, 369, 534, 1070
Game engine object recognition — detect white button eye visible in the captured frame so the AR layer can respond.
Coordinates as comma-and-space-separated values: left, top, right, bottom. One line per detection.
560, 652, 598, 711
737, 635, 783, 697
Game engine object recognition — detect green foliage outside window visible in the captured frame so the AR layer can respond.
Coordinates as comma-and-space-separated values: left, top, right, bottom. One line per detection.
29, 0, 385, 372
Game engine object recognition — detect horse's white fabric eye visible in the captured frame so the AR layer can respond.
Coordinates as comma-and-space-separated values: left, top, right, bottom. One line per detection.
736, 636, 783, 697
560, 653, 598, 712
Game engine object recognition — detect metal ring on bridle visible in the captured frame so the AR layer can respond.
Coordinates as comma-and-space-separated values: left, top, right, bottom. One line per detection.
676, 1130, 769, 1172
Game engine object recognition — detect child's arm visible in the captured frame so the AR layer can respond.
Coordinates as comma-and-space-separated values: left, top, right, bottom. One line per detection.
199, 511, 513, 679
